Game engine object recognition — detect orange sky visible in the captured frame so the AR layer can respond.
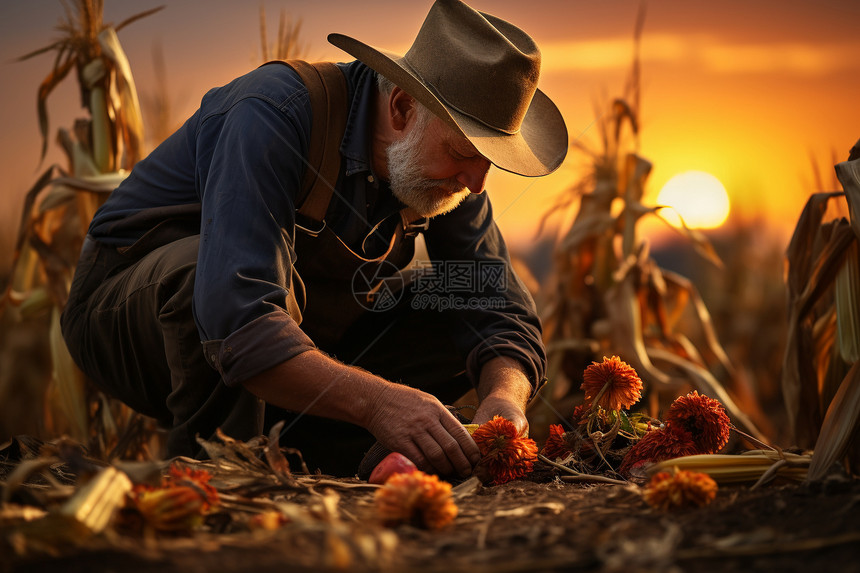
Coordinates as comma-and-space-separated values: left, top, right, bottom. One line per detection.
1, 0, 859, 264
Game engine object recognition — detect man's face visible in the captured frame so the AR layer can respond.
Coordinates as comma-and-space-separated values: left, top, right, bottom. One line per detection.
386, 111, 491, 218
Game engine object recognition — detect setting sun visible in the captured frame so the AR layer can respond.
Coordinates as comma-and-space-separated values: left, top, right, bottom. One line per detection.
656, 170, 731, 230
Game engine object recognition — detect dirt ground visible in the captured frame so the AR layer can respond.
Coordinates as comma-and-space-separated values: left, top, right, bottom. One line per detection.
3, 455, 859, 573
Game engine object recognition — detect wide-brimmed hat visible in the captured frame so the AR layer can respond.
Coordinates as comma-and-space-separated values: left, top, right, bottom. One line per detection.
328, 0, 568, 177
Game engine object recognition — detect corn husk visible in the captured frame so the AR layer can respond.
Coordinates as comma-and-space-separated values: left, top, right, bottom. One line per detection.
648, 450, 810, 484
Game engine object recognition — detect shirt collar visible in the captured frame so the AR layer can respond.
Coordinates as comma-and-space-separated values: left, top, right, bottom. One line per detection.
338, 61, 377, 178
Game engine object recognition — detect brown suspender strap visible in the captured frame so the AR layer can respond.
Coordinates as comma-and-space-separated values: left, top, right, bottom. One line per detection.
261, 61, 426, 235
275, 60, 348, 226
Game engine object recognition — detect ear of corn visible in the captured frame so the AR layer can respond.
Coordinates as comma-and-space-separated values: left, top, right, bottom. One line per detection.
48, 307, 89, 442
59, 466, 132, 534
647, 451, 810, 484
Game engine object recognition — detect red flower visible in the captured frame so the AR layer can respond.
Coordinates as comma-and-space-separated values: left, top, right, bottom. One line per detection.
643, 469, 718, 510
374, 470, 457, 530
619, 427, 698, 476
540, 424, 572, 461
472, 416, 538, 485
580, 356, 643, 411
665, 391, 731, 454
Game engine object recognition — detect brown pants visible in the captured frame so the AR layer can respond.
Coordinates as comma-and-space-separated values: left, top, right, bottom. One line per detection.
61, 235, 470, 475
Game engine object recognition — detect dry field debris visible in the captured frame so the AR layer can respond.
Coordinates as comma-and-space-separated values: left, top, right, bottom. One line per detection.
1, 429, 858, 573
2, 367, 855, 573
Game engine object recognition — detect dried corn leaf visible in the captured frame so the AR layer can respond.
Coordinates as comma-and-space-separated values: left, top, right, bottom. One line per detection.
0, 504, 47, 527
662, 270, 734, 374
48, 306, 89, 442
264, 420, 297, 485
51, 172, 128, 194
559, 211, 617, 252
783, 194, 855, 447
1, 457, 63, 504
18, 287, 53, 320
37, 184, 78, 213
9, 166, 59, 257
34, 57, 77, 162
197, 429, 272, 476
835, 157, 860, 240
647, 346, 766, 444
834, 241, 860, 363
807, 360, 860, 481
605, 268, 678, 392
99, 27, 144, 169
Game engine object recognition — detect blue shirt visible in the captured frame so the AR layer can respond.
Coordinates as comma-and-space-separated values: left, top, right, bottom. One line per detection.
88, 60, 546, 395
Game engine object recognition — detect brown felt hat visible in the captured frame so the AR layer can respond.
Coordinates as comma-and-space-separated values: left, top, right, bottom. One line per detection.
328, 0, 568, 177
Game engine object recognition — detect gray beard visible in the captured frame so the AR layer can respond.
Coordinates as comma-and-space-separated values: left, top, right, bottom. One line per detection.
386, 120, 471, 218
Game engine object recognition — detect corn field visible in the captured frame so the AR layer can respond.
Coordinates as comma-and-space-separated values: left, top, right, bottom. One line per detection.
0, 0, 858, 498
0, 0, 162, 457
1, 3, 860, 572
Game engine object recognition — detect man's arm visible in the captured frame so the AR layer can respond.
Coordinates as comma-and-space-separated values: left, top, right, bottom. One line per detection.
472, 355, 532, 436
423, 193, 548, 423
242, 350, 481, 477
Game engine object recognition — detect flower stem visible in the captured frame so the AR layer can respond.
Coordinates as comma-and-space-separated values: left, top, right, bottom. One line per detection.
537, 454, 628, 485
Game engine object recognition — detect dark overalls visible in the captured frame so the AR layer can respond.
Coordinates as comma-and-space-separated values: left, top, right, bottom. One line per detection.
62, 205, 471, 475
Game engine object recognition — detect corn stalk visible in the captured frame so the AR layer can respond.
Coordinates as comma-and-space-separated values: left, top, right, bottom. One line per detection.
0, 1, 161, 456
259, 4, 308, 62
534, 6, 766, 444
785, 142, 860, 479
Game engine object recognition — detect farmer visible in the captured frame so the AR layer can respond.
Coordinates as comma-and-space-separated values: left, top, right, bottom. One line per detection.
61, 0, 568, 477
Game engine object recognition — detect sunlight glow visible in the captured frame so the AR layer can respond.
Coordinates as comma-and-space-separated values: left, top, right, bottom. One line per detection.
657, 171, 731, 230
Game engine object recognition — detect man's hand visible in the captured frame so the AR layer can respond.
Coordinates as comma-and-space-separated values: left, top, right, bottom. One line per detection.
472, 356, 532, 436
243, 350, 480, 476
364, 383, 481, 477
472, 394, 529, 436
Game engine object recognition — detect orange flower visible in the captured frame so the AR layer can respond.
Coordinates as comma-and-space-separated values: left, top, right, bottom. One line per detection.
665, 391, 731, 454
126, 463, 219, 532
472, 416, 538, 485
619, 427, 697, 476
374, 470, 457, 530
580, 356, 643, 411
165, 464, 219, 510
540, 424, 572, 461
133, 485, 208, 531
570, 404, 588, 426
643, 469, 718, 510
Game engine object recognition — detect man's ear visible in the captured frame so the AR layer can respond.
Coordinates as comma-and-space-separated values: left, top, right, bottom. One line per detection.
388, 87, 415, 132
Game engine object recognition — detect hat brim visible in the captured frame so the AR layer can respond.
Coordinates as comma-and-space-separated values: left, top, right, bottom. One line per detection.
328, 33, 568, 177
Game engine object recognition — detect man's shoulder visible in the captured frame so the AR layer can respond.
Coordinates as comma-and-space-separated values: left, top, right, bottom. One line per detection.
200, 62, 312, 116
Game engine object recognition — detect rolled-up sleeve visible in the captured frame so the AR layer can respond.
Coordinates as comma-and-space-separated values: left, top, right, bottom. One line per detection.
202, 312, 316, 386
423, 193, 547, 401
192, 77, 316, 386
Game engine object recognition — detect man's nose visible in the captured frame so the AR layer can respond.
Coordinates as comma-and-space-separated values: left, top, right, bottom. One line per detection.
457, 157, 491, 194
